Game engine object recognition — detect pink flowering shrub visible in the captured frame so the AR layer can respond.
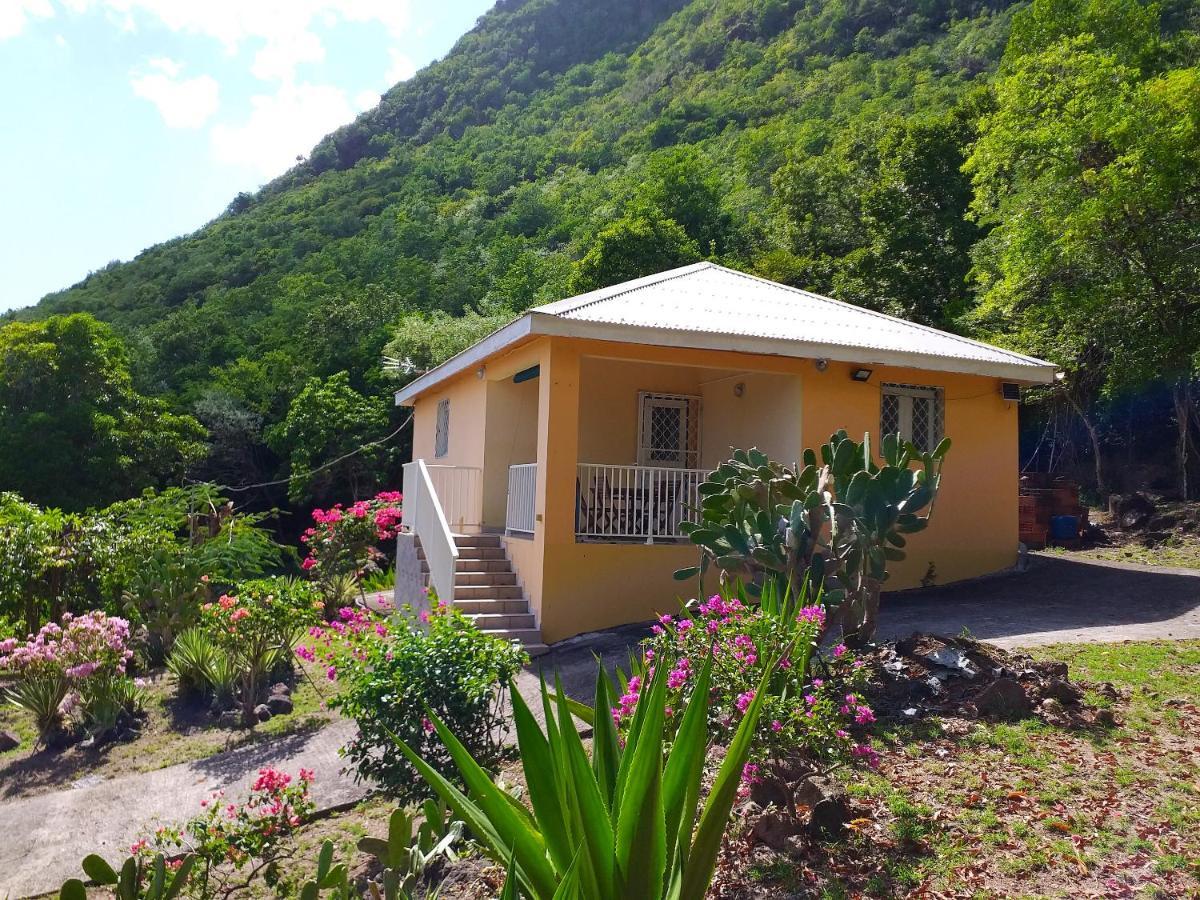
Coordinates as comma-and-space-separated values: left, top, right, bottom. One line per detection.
199, 578, 321, 724
0, 610, 139, 740
629, 592, 878, 791
300, 492, 403, 611
299, 599, 527, 798
141, 766, 315, 893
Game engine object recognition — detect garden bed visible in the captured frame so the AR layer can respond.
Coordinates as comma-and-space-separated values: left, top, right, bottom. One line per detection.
0, 660, 337, 801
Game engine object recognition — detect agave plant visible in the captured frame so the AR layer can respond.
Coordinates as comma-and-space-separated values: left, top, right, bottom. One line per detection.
4, 673, 68, 743
394, 639, 787, 899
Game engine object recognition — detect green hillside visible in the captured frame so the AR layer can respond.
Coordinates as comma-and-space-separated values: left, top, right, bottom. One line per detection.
5, 0, 1198, 511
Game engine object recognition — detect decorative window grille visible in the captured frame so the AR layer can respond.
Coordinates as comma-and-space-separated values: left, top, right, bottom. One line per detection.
880, 383, 943, 453
434, 398, 450, 458
637, 392, 701, 468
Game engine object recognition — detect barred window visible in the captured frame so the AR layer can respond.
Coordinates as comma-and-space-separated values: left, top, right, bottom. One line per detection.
880, 383, 943, 453
637, 392, 701, 468
434, 398, 450, 458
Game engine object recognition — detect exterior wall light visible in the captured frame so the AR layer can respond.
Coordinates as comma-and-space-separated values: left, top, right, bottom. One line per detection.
814, 358, 829, 372
851, 367, 873, 382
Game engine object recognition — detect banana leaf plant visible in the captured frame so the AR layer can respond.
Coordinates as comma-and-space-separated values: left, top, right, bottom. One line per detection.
393, 640, 790, 899
676, 431, 949, 646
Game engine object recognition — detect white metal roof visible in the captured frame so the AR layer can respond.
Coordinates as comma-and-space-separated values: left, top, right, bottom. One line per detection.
396, 262, 1055, 405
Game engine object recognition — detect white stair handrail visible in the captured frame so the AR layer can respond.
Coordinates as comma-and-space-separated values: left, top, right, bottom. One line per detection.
401, 459, 459, 605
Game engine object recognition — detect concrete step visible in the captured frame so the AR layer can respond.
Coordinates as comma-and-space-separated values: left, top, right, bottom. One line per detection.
455, 584, 524, 601
456, 547, 507, 561
477, 627, 544, 645
454, 598, 530, 615
454, 571, 517, 587
453, 533, 502, 549
523, 643, 550, 658
467, 612, 536, 630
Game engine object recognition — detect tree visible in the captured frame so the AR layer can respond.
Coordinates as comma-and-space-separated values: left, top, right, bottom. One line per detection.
569, 208, 702, 293
966, 0, 1200, 496
383, 309, 515, 378
267, 372, 392, 505
0, 314, 206, 510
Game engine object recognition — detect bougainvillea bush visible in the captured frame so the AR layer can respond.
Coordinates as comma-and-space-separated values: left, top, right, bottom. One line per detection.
138, 766, 315, 896
300, 599, 527, 798
0, 610, 140, 742
199, 578, 321, 724
626, 588, 879, 794
300, 491, 402, 613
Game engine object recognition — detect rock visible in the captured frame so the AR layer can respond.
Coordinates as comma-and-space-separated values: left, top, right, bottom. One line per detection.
254, 704, 273, 722
266, 694, 294, 716
269, 683, 291, 698
751, 810, 804, 851
1093, 708, 1118, 727
795, 775, 851, 838
1042, 678, 1084, 706
974, 677, 1032, 720
218, 710, 241, 728
1095, 682, 1120, 701
1113, 492, 1155, 531
0, 730, 19, 752
1040, 697, 1065, 719
1032, 660, 1069, 680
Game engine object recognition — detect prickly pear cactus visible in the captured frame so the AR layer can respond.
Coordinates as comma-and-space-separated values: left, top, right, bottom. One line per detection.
676, 430, 949, 645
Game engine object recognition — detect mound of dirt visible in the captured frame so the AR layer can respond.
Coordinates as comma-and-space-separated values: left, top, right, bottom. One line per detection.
861, 632, 1120, 728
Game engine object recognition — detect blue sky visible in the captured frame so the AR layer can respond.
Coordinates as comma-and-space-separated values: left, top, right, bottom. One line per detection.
0, 0, 496, 313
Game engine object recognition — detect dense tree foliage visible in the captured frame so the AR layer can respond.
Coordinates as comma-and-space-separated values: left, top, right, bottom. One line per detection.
1, 0, 1197, 507
0, 315, 205, 510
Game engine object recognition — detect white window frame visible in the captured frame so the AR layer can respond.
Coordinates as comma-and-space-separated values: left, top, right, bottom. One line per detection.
880, 383, 943, 453
434, 398, 450, 458
637, 392, 701, 468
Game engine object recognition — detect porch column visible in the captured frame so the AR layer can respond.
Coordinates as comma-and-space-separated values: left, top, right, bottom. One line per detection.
534, 340, 580, 629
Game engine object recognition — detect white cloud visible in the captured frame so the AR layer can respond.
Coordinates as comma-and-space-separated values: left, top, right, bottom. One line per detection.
130, 58, 220, 129
0, 0, 54, 40
354, 89, 380, 111
211, 81, 356, 177
61, 1, 412, 82
385, 48, 416, 85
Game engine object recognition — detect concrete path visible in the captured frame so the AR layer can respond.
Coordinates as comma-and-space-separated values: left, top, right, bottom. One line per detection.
2, 720, 364, 899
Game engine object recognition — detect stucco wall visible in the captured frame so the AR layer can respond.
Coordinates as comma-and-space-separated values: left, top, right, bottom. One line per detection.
700, 370, 803, 468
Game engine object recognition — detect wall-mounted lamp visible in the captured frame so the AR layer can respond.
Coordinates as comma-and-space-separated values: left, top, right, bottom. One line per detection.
733, 381, 745, 397
814, 358, 829, 372
850, 367, 873, 382
476, 364, 486, 380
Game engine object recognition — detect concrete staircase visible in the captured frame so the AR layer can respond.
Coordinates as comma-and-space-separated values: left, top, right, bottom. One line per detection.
420, 534, 548, 657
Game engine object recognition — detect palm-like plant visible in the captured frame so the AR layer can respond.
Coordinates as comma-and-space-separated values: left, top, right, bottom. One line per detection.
395, 640, 787, 899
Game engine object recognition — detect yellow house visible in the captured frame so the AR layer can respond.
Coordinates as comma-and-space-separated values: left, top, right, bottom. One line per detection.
394, 263, 1056, 652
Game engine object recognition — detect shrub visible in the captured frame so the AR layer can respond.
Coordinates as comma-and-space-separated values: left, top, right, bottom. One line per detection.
0, 610, 139, 742
303, 601, 527, 798
167, 627, 233, 701
200, 578, 320, 724
636, 587, 878, 775
141, 767, 314, 896
299, 492, 403, 614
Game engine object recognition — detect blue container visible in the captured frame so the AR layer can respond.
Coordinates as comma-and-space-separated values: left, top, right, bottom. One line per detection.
1049, 515, 1079, 540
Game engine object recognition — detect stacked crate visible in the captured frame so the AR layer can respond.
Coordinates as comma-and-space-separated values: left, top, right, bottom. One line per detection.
1019, 475, 1088, 548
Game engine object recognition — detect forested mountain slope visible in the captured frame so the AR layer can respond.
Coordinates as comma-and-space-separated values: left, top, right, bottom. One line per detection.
5, 0, 1198, 511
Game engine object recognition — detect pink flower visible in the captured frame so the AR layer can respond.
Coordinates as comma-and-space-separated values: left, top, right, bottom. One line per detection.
325, 665, 337, 680
295, 646, 315, 662
770, 719, 783, 732
422, 717, 435, 734
301, 557, 317, 571
735, 691, 755, 715
833, 643, 847, 658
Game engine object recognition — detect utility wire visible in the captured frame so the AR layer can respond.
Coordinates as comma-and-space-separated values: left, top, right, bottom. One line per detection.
194, 411, 414, 494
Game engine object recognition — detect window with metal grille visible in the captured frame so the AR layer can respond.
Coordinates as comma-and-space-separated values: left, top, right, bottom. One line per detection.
434, 398, 450, 458
637, 392, 701, 468
880, 383, 943, 453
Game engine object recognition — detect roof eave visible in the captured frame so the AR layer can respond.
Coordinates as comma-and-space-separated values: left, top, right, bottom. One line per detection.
393, 312, 1057, 405
531, 316, 1057, 384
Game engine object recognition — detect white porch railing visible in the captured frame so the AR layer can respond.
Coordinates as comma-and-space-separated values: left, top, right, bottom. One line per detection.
401, 459, 459, 605
506, 463, 537, 534
576, 464, 707, 542
424, 465, 482, 533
